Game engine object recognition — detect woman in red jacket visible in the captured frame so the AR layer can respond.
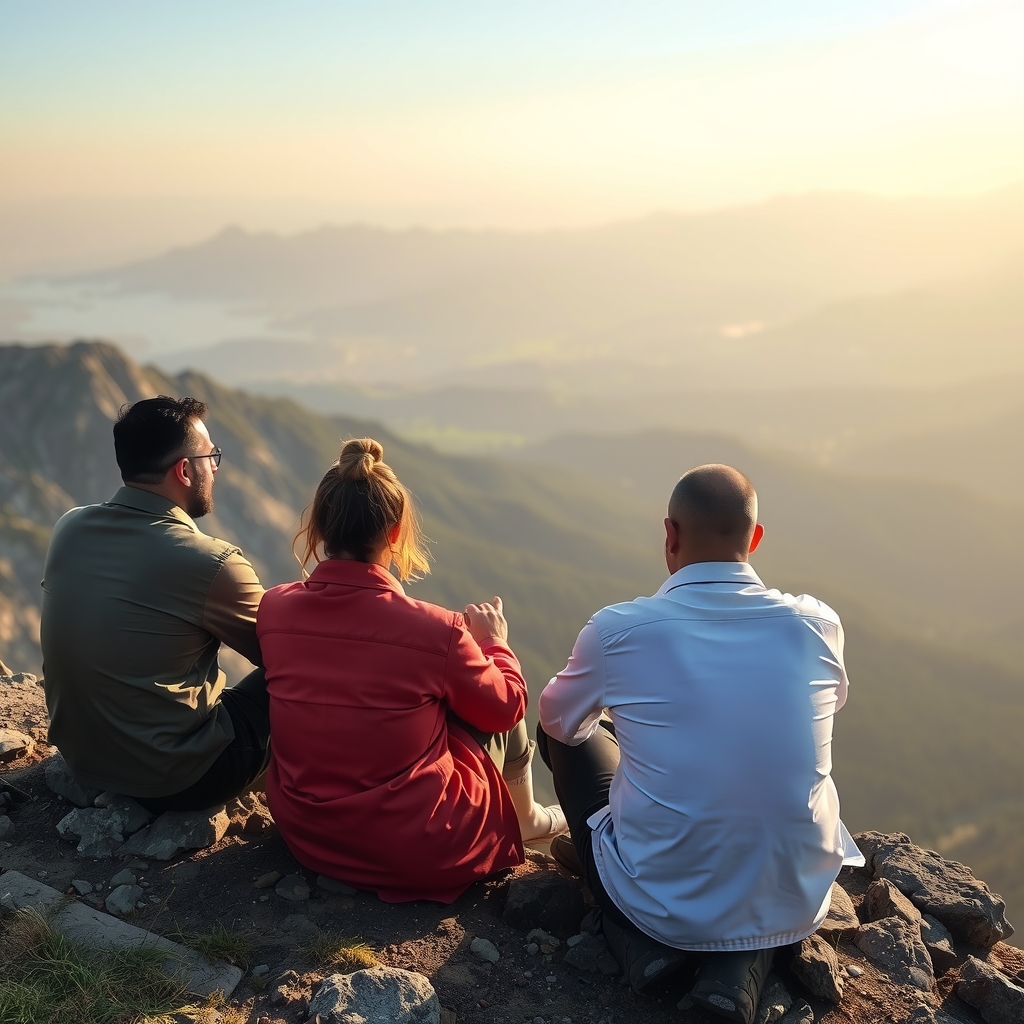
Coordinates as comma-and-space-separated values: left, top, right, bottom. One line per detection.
258, 437, 566, 902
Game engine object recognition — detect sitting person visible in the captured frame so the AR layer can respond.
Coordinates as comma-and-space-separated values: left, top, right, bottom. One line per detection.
257, 438, 566, 902
41, 396, 270, 812
537, 464, 864, 1024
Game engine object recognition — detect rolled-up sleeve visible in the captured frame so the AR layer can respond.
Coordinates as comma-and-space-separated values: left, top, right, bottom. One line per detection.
539, 620, 607, 745
202, 551, 265, 667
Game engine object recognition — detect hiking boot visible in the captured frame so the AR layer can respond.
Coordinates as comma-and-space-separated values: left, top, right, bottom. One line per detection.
690, 947, 775, 1024
601, 912, 690, 993
551, 833, 583, 876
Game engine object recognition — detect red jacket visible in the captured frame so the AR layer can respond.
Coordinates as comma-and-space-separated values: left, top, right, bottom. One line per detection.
257, 559, 526, 902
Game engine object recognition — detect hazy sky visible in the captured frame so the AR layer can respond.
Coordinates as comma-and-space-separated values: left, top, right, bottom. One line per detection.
1, 0, 1021, 230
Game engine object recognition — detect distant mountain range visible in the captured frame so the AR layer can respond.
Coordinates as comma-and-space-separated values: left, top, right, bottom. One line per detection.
68, 185, 1023, 389
1, 339, 1022, 934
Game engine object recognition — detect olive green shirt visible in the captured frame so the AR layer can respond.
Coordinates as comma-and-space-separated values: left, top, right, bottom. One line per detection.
41, 486, 265, 797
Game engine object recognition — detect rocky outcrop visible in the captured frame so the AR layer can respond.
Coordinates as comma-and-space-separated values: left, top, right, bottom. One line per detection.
855, 831, 1014, 947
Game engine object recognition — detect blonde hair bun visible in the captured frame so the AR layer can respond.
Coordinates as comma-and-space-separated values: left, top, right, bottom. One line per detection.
338, 437, 384, 481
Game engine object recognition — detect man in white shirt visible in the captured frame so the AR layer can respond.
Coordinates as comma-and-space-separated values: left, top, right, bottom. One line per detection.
537, 464, 863, 1024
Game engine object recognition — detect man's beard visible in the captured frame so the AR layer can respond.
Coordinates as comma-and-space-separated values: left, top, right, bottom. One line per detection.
186, 482, 214, 519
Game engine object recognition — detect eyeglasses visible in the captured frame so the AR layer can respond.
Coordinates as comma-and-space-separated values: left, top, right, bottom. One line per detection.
185, 446, 222, 468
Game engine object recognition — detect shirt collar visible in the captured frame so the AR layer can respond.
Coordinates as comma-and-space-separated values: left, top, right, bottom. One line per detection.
107, 485, 198, 530
305, 558, 406, 596
656, 560, 765, 596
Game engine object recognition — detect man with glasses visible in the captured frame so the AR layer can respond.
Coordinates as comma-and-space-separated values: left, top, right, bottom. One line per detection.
41, 396, 271, 813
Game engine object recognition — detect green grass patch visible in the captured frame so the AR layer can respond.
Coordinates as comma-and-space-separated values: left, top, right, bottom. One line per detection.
298, 930, 377, 971
170, 921, 257, 969
0, 907, 186, 1024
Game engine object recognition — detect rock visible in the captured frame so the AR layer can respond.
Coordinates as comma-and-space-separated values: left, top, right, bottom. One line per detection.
753, 976, 793, 1024
777, 1001, 814, 1024
118, 807, 229, 860
0, 814, 14, 840
105, 883, 143, 916
920, 914, 958, 974
845, 964, 863, 977
470, 937, 500, 963
226, 792, 274, 834
854, 831, 1014, 947
562, 932, 620, 975
956, 955, 1024, 1024
254, 870, 282, 889
91, 794, 154, 833
276, 873, 311, 901
525, 927, 560, 949
818, 881, 860, 939
0, 728, 33, 762
502, 871, 586, 939
309, 966, 440, 1024
252, 964, 270, 977
317, 874, 356, 895
71, 879, 92, 895
854, 916, 935, 992
282, 914, 320, 944
56, 807, 133, 858
904, 1006, 961, 1024
110, 869, 137, 887
864, 877, 922, 928
44, 752, 102, 807
0, 870, 240, 997
790, 932, 845, 1002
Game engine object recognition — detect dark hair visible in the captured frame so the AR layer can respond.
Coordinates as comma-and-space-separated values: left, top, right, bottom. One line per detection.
669, 464, 757, 538
113, 396, 208, 483
295, 437, 429, 582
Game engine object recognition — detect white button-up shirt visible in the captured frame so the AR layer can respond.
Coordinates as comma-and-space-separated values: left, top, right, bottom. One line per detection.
539, 561, 864, 951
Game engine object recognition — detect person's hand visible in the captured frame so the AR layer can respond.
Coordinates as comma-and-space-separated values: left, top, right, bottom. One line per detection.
464, 596, 508, 645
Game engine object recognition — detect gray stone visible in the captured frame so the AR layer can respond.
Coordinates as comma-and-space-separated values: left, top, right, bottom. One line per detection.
118, 807, 229, 860
818, 881, 860, 939
864, 877, 922, 928
44, 752, 102, 807
854, 831, 1014, 947
110, 869, 137, 887
777, 1001, 814, 1024
105, 883, 143, 916
92, 794, 154, 833
0, 869, 240, 997
0, 728, 33, 762
790, 932, 845, 1002
254, 870, 282, 889
754, 976, 793, 1024
252, 964, 269, 977
854, 915, 935, 992
310, 966, 440, 1024
845, 964, 863, 977
956, 955, 1024, 1024
904, 1006, 961, 1024
562, 932, 620, 975
920, 914, 958, 973
275, 873, 311, 901
282, 913, 320, 943
56, 807, 130, 858
317, 874, 357, 895
71, 879, 93, 895
503, 871, 586, 939
0, 814, 14, 840
470, 937, 500, 963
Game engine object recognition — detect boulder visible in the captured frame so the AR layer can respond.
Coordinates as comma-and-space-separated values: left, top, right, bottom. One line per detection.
0, 728, 33, 763
118, 807, 229, 860
790, 932, 845, 1002
105, 883, 143, 916
920, 914, 958, 974
818, 881, 860, 939
864, 877, 922, 927
502, 871, 586, 938
854, 916, 935, 992
56, 798, 155, 858
956, 955, 1024, 1024
43, 752, 102, 807
309, 965, 440, 1024
854, 831, 1013, 947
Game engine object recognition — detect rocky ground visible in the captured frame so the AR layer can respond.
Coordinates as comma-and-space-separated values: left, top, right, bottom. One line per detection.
2, 671, 1023, 1024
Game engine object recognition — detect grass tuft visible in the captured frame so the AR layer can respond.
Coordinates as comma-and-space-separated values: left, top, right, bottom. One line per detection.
298, 930, 377, 971
172, 921, 257, 969
0, 906, 186, 1024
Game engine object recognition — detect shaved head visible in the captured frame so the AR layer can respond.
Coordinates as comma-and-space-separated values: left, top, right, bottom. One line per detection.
669, 464, 757, 542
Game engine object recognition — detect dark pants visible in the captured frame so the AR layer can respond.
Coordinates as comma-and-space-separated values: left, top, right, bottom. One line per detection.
137, 667, 272, 814
535, 717, 638, 934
